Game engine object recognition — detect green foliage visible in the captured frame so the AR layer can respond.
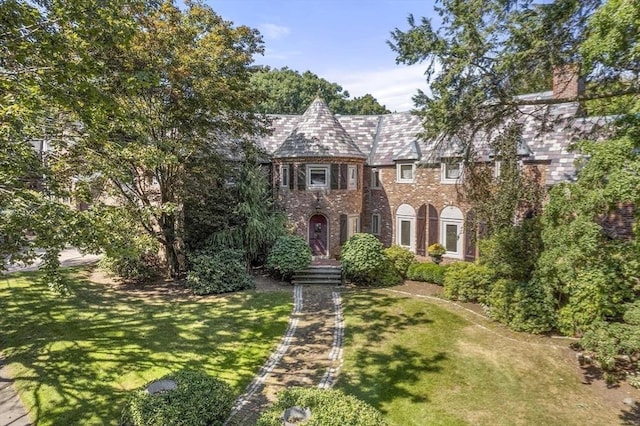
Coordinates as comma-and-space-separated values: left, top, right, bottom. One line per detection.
479, 218, 543, 282
256, 387, 387, 426
120, 370, 234, 426
427, 243, 446, 257
341, 233, 387, 286
384, 245, 416, 278
266, 235, 312, 281
251, 67, 389, 114
443, 262, 495, 303
406, 262, 447, 285
580, 320, 640, 371
378, 259, 404, 287
186, 248, 254, 295
100, 253, 161, 285
487, 278, 555, 333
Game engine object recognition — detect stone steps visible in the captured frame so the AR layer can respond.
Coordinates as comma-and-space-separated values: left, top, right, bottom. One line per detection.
292, 266, 343, 286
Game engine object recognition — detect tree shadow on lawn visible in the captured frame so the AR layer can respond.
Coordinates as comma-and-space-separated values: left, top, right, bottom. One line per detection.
339, 291, 447, 410
0, 269, 291, 425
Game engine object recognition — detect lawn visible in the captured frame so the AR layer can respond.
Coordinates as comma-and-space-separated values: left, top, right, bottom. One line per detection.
0, 267, 291, 425
338, 290, 624, 426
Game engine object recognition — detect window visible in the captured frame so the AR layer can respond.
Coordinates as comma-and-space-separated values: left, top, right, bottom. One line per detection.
347, 215, 360, 238
440, 205, 464, 259
396, 204, 416, 252
396, 163, 415, 183
440, 159, 462, 183
348, 165, 358, 189
371, 169, 381, 189
307, 165, 329, 189
371, 213, 380, 235
494, 160, 501, 178
280, 165, 289, 188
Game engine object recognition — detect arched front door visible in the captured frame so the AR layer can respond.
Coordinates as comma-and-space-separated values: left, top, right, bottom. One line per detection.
309, 214, 328, 256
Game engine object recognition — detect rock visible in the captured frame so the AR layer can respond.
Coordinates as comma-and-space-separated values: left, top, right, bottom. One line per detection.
623, 398, 635, 406
146, 379, 178, 394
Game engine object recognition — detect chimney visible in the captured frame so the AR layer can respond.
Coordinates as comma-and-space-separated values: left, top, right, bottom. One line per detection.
553, 64, 584, 100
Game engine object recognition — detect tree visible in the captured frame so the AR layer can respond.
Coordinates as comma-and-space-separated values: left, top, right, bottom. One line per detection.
250, 67, 390, 114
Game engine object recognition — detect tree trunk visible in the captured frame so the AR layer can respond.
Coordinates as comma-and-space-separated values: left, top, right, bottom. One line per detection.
160, 208, 186, 278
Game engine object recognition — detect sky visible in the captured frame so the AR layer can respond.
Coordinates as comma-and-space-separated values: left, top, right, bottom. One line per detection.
206, 0, 440, 112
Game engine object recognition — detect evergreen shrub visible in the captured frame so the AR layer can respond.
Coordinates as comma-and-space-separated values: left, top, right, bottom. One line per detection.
256, 387, 387, 426
443, 262, 495, 303
487, 278, 555, 333
120, 370, 234, 426
406, 262, 447, 285
383, 245, 415, 278
266, 235, 312, 281
186, 248, 254, 295
100, 252, 161, 284
340, 233, 386, 286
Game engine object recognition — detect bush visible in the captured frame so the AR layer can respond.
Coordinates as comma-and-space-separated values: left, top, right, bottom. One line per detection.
120, 370, 234, 426
487, 278, 555, 333
266, 235, 312, 281
406, 262, 447, 285
341, 233, 386, 286
186, 248, 254, 295
443, 262, 495, 303
384, 245, 415, 278
256, 387, 387, 426
100, 252, 161, 284
378, 259, 404, 287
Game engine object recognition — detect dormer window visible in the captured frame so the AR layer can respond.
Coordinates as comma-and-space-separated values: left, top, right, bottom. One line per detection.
307, 165, 329, 189
440, 159, 462, 183
396, 163, 415, 183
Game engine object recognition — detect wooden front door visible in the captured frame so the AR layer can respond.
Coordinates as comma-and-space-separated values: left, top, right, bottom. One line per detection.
309, 214, 328, 256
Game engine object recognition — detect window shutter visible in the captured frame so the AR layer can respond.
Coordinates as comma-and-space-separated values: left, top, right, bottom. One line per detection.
339, 214, 348, 244
297, 163, 306, 190
356, 165, 360, 189
464, 210, 476, 261
428, 204, 439, 246
289, 164, 294, 190
339, 164, 348, 189
416, 204, 427, 256
331, 164, 339, 189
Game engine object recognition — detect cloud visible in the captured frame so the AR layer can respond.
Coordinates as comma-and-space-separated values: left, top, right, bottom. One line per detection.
258, 23, 291, 40
322, 64, 431, 112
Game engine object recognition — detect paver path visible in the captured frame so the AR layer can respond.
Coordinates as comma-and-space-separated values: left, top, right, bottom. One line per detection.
226, 284, 344, 425
0, 357, 30, 426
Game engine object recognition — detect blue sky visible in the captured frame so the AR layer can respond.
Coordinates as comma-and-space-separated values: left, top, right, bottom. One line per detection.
207, 1, 440, 112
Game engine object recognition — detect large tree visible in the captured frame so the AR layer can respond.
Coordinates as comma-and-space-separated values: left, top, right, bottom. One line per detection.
250, 67, 390, 114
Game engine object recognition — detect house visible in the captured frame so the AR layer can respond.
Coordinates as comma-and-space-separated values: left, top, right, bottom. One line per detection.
253, 70, 613, 260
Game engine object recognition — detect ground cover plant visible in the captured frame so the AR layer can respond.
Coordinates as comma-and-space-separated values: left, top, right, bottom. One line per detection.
0, 268, 291, 425
338, 290, 628, 425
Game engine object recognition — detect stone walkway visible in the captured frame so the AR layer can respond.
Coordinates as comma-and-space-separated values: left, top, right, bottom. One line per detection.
225, 284, 344, 425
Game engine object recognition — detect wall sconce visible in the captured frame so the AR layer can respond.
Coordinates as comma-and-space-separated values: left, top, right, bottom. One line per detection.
314, 191, 322, 213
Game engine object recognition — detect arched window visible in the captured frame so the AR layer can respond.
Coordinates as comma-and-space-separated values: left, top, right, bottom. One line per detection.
396, 204, 416, 253
440, 206, 464, 259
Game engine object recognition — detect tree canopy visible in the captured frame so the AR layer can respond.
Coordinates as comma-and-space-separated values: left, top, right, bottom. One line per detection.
250, 67, 390, 115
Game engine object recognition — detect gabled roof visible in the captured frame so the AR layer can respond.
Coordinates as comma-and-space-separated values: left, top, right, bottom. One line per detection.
272, 97, 366, 159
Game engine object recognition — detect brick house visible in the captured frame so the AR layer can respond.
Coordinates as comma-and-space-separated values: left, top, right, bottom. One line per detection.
255, 74, 611, 260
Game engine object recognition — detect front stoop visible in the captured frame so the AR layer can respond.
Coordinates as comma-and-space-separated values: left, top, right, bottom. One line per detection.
292, 265, 343, 286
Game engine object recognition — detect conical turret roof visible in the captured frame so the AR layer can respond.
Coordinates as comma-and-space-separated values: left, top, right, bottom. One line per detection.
273, 97, 366, 159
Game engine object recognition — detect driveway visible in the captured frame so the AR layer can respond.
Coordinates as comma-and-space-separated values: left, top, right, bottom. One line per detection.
3, 247, 101, 274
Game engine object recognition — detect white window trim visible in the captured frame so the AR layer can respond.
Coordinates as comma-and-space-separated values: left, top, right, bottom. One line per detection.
494, 160, 501, 179
440, 160, 463, 184
348, 165, 357, 189
306, 164, 330, 190
371, 169, 381, 189
371, 213, 380, 235
396, 215, 416, 253
347, 214, 360, 238
396, 163, 416, 183
280, 165, 289, 189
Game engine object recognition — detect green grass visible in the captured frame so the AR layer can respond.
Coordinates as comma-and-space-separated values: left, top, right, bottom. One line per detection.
339, 290, 622, 426
0, 268, 291, 425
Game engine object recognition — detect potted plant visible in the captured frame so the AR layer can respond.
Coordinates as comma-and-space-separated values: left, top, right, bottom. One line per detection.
427, 243, 446, 264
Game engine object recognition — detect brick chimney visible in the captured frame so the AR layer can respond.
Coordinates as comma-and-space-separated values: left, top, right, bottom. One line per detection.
553, 64, 585, 100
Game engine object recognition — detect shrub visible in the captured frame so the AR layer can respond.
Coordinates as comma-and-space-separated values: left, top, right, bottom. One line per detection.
100, 252, 161, 284
384, 245, 415, 278
406, 262, 447, 285
377, 259, 404, 287
341, 233, 386, 286
186, 248, 254, 295
487, 278, 555, 333
256, 387, 387, 426
443, 262, 495, 303
120, 370, 234, 426
266, 235, 312, 281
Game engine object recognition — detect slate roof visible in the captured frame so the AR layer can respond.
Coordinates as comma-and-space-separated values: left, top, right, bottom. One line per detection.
256, 93, 612, 186
272, 97, 366, 159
